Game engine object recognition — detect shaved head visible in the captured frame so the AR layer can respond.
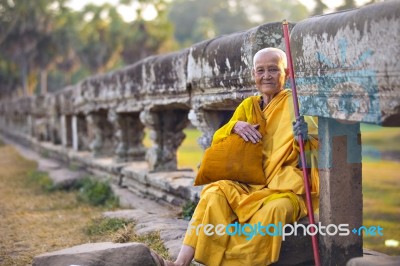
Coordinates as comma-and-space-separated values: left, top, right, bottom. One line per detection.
253, 48, 287, 70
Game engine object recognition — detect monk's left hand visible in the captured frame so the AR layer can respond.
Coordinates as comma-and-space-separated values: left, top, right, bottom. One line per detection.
292, 116, 308, 142
233, 121, 262, 143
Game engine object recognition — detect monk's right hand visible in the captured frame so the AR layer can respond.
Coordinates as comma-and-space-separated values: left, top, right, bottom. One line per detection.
233, 121, 262, 143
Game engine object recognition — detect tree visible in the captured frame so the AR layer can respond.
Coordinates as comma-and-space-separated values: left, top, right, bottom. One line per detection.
168, 0, 252, 46
336, 0, 357, 11
168, 0, 309, 47
51, 7, 81, 88
0, 55, 20, 98
75, 4, 125, 74
119, 0, 176, 65
0, 0, 70, 95
312, 0, 328, 15
0, 0, 46, 95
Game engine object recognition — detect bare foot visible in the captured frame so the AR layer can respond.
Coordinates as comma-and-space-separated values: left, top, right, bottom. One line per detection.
149, 249, 187, 266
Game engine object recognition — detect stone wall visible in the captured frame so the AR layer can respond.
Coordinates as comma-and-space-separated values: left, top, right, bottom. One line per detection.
0, 1, 400, 265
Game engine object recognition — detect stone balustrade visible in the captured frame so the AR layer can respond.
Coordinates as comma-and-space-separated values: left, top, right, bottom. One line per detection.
1, 1, 399, 265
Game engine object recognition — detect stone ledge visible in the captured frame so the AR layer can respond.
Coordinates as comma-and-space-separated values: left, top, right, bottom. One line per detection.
122, 164, 202, 206
2, 127, 201, 207
346, 249, 400, 266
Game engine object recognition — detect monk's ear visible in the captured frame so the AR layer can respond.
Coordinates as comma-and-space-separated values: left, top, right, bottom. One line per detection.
251, 68, 256, 78
284, 68, 290, 80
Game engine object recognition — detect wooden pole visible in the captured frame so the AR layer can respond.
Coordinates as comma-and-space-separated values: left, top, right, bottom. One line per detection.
282, 20, 321, 266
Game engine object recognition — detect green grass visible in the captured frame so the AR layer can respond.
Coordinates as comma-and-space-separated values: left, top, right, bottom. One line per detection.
27, 170, 55, 192
177, 128, 204, 170
361, 123, 400, 152
362, 160, 400, 255
85, 217, 130, 237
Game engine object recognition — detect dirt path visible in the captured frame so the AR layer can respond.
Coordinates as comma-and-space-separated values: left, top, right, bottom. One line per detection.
0, 144, 105, 266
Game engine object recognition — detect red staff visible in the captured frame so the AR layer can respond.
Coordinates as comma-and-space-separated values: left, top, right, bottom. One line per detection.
282, 20, 321, 266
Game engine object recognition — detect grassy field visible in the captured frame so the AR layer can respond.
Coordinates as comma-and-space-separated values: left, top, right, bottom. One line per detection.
0, 144, 169, 265
359, 124, 400, 255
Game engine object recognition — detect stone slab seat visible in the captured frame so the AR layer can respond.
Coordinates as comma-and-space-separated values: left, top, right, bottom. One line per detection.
272, 216, 316, 266
32, 242, 158, 266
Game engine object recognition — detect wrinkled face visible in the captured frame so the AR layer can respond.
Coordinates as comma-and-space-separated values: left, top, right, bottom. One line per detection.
252, 51, 288, 97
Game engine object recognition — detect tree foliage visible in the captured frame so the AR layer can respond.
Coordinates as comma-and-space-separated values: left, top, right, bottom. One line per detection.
0, 0, 174, 96
0, 0, 376, 97
168, 0, 309, 47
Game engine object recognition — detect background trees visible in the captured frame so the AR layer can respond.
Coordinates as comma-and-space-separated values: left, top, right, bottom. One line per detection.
0, 0, 378, 98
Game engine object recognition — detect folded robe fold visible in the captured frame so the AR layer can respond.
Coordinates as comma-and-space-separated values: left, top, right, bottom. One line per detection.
183, 89, 319, 266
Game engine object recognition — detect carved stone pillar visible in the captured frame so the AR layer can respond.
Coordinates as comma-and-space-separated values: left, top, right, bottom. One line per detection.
113, 112, 146, 163
25, 114, 32, 135
73, 114, 90, 151
140, 109, 189, 171
87, 110, 114, 157
72, 115, 79, 151
34, 116, 49, 141
49, 114, 61, 145
61, 115, 73, 148
188, 108, 234, 149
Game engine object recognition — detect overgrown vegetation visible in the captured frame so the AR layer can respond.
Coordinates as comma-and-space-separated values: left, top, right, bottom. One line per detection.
85, 217, 170, 259
181, 196, 200, 221
76, 177, 119, 208
27, 170, 54, 192
26, 170, 119, 208
85, 217, 130, 237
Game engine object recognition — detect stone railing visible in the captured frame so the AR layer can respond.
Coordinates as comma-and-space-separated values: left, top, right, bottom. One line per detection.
1, 1, 399, 265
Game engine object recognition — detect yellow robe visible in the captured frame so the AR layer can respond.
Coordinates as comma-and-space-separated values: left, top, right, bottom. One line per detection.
184, 89, 319, 266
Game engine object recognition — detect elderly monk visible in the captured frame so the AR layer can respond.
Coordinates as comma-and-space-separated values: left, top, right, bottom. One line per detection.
151, 47, 319, 266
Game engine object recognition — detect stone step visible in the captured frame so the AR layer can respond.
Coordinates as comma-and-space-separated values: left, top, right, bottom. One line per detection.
347, 249, 400, 266
32, 242, 158, 266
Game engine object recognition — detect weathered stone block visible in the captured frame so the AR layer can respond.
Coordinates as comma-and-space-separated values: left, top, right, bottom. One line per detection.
290, 1, 400, 126
32, 242, 157, 266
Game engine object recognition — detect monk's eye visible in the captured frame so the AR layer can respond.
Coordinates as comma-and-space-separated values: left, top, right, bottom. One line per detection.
268, 68, 279, 74
256, 69, 264, 75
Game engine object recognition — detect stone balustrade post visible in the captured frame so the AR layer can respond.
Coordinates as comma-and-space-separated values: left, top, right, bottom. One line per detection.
61, 115, 73, 148
113, 112, 146, 163
140, 108, 189, 171
189, 108, 235, 150
72, 115, 79, 151
49, 114, 61, 145
188, 109, 214, 150
87, 110, 114, 157
72, 114, 89, 151
61, 115, 67, 147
